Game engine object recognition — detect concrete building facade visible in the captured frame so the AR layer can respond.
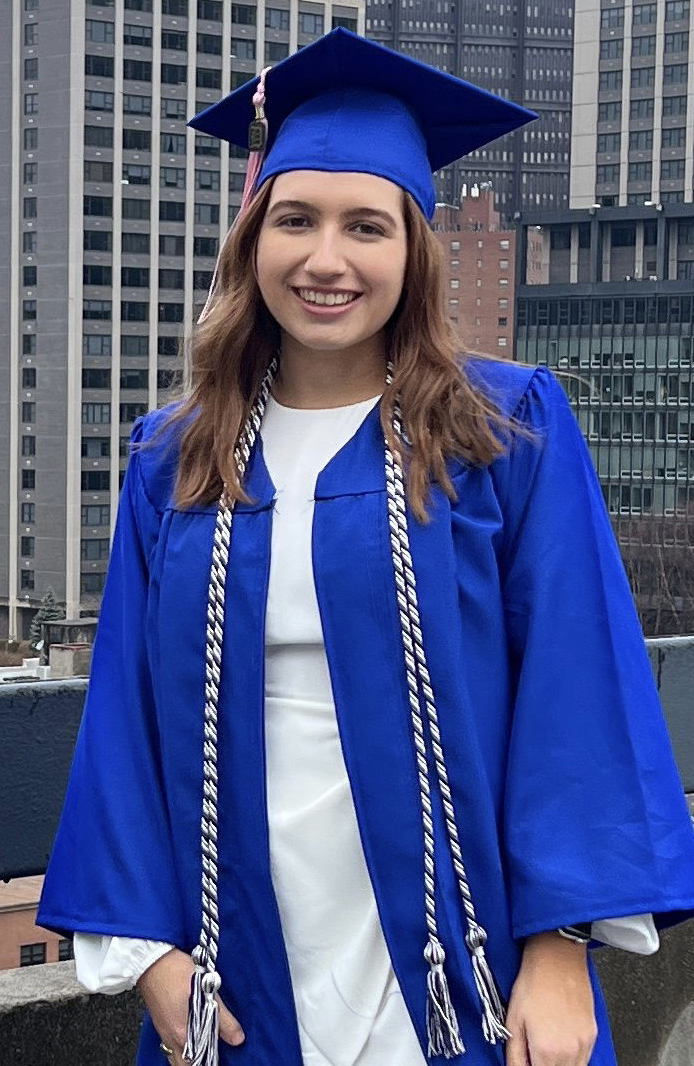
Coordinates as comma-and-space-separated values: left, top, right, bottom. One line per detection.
366, 0, 574, 216
0, 0, 365, 640
572, 0, 694, 209
432, 187, 516, 356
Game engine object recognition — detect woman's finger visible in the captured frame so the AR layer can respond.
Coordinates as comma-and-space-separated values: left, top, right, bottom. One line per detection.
218, 996, 246, 1047
505, 1019, 529, 1066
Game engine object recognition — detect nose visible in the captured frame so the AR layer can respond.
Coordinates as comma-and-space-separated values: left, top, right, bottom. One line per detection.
303, 225, 347, 280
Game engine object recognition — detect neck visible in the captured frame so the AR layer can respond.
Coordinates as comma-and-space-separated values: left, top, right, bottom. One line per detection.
273, 333, 386, 409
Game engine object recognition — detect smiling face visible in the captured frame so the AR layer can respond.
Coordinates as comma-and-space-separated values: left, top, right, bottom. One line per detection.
255, 170, 408, 365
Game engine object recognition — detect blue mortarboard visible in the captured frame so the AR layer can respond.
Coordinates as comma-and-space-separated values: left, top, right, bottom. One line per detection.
189, 28, 536, 219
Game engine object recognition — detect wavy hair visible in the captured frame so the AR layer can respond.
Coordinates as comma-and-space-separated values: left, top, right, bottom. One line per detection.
163, 179, 519, 522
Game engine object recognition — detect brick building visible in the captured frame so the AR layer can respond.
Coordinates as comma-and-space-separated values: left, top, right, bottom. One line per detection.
432, 187, 516, 357
0, 876, 71, 971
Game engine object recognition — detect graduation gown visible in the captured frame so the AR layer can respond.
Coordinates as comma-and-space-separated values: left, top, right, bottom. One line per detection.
38, 361, 694, 1065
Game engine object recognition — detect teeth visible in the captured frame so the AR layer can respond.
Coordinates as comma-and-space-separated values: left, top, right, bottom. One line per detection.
298, 289, 357, 306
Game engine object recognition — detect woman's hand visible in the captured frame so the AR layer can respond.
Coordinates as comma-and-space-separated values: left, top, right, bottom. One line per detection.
505, 932, 598, 1066
137, 948, 245, 1064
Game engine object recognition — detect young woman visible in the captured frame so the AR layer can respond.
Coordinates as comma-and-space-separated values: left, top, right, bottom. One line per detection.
39, 29, 694, 1066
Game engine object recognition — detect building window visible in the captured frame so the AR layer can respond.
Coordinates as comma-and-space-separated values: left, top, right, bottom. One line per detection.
163, 0, 188, 12
124, 22, 152, 46
82, 402, 111, 424
194, 168, 220, 191
24, 57, 39, 79
86, 19, 114, 43
663, 64, 688, 85
194, 236, 218, 257
22, 401, 36, 423
162, 29, 188, 52
158, 336, 179, 357
628, 130, 652, 151
121, 335, 149, 356
23, 266, 37, 286
598, 70, 621, 91
22, 300, 37, 321
22, 470, 35, 490
81, 537, 111, 560
24, 127, 38, 150
601, 6, 624, 27
499, 259, 509, 270
82, 438, 110, 459
194, 270, 213, 291
632, 3, 657, 24
22, 368, 37, 388
85, 125, 114, 148
122, 232, 150, 255
161, 98, 187, 120
81, 505, 111, 526
230, 3, 256, 25
265, 40, 289, 61
20, 571, 35, 591
82, 367, 111, 389
664, 32, 689, 53
20, 535, 35, 557
598, 132, 621, 153
600, 39, 623, 60
159, 200, 185, 222
82, 470, 111, 491
122, 266, 150, 287
83, 230, 113, 255
196, 67, 222, 89
23, 231, 37, 253
231, 37, 256, 60
21, 503, 35, 523
83, 334, 112, 355
161, 63, 187, 85
23, 335, 36, 355
661, 159, 685, 180
85, 55, 114, 78
596, 164, 619, 185
666, 0, 691, 19
599, 101, 622, 121
299, 12, 323, 34
24, 92, 38, 115
197, 32, 222, 54
195, 134, 220, 157
662, 127, 686, 148
158, 303, 184, 323
121, 300, 149, 321
85, 90, 114, 112
84, 160, 113, 184
628, 162, 652, 182
663, 95, 687, 117
194, 202, 219, 224
83, 300, 112, 321
160, 166, 186, 189
160, 234, 185, 256
23, 196, 37, 219
161, 132, 187, 155
24, 23, 39, 44
266, 7, 290, 29
123, 128, 151, 151
122, 164, 151, 186
630, 67, 655, 90
120, 402, 148, 423
631, 35, 655, 58
21, 435, 36, 457
120, 369, 149, 390
123, 60, 152, 82
123, 197, 150, 220
159, 268, 184, 289
333, 14, 358, 30
123, 94, 151, 115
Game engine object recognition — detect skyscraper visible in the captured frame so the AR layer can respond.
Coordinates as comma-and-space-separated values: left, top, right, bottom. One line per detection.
0, 0, 364, 641
366, 0, 574, 216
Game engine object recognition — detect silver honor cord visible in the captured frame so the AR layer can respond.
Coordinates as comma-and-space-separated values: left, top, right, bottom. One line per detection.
189, 358, 508, 1065
384, 363, 510, 1056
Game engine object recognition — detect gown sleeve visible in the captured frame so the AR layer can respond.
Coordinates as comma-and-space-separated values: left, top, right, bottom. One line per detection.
73, 934, 174, 993
37, 417, 187, 945
497, 366, 694, 941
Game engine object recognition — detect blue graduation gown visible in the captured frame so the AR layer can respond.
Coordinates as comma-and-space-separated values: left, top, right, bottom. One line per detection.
39, 361, 694, 1065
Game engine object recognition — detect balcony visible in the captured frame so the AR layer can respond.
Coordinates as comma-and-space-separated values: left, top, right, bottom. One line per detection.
1, 640, 693, 1066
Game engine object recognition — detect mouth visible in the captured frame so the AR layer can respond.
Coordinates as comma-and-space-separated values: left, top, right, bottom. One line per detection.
292, 287, 363, 313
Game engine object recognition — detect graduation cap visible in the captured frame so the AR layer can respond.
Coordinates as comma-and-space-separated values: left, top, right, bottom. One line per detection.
188, 27, 536, 219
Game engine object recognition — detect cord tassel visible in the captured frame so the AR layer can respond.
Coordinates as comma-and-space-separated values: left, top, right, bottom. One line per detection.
424, 937, 465, 1059
467, 930, 511, 1045
183, 959, 222, 1066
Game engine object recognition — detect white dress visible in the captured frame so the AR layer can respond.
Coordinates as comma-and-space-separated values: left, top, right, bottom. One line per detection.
73, 396, 659, 1065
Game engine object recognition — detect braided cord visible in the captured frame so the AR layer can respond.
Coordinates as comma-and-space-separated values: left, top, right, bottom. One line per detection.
385, 365, 509, 1053
184, 359, 277, 1066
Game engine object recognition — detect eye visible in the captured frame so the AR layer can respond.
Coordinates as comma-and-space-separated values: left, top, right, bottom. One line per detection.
276, 215, 311, 229
350, 222, 385, 237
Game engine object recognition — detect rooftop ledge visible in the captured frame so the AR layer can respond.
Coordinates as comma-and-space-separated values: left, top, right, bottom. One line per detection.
1, 639, 693, 1063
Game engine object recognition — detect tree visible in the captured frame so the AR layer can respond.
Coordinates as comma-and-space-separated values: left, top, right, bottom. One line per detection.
29, 587, 64, 651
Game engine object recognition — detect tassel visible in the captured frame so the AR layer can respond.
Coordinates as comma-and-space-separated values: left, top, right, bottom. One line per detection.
466, 929, 511, 1046
183, 953, 222, 1066
240, 66, 272, 214
424, 937, 465, 1059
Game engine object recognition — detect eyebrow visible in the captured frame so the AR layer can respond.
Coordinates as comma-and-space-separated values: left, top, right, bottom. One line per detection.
267, 199, 399, 228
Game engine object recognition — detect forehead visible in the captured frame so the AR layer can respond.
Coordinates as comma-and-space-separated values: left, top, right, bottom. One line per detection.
266, 170, 405, 215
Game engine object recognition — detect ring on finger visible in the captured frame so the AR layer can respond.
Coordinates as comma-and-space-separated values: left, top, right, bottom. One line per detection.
159, 1042, 174, 1057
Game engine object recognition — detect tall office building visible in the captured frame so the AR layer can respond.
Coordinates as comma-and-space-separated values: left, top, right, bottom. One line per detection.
514, 0, 694, 635
365, 0, 574, 215
572, 0, 693, 209
0, 0, 365, 641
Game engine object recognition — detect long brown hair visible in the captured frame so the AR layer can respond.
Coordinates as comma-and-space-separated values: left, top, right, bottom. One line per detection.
164, 180, 518, 522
